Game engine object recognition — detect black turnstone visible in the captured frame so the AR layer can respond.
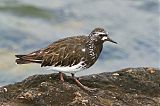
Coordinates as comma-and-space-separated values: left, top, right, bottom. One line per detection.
15, 27, 117, 91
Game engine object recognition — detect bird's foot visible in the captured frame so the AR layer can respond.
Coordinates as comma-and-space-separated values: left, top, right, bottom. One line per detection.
73, 78, 97, 92
71, 73, 97, 92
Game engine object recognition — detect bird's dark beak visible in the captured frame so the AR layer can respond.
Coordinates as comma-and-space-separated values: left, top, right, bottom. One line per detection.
107, 37, 117, 44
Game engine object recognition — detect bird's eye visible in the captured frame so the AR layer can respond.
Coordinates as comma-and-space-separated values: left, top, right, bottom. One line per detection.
99, 34, 104, 36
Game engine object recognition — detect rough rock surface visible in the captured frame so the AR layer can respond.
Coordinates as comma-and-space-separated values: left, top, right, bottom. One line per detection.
0, 67, 160, 106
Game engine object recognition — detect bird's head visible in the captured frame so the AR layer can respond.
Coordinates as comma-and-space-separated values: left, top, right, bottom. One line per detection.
89, 27, 117, 44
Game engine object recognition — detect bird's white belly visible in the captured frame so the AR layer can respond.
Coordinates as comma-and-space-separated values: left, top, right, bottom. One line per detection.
46, 61, 85, 73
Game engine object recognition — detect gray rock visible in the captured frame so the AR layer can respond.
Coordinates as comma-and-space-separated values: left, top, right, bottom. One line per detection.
0, 67, 160, 106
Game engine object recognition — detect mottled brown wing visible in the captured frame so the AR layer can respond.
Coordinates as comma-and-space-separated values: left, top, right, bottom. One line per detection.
40, 36, 87, 67
16, 36, 87, 66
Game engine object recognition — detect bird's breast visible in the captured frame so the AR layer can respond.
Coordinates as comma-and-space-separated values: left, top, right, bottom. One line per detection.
83, 41, 103, 67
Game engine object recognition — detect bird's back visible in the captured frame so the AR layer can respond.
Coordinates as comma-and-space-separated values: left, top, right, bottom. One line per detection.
15, 35, 103, 70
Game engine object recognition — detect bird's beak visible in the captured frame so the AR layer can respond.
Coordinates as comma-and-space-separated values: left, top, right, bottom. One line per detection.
107, 37, 117, 44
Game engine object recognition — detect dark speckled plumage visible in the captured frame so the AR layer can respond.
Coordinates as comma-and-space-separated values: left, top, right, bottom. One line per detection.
15, 28, 117, 72
15, 27, 117, 91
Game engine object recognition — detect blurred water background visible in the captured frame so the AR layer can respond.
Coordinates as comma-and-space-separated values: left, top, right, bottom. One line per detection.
0, 0, 159, 86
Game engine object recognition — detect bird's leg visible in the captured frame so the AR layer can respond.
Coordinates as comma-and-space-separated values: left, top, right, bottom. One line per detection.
59, 72, 64, 82
71, 73, 94, 91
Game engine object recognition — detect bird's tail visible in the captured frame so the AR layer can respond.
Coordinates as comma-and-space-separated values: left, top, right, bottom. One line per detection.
15, 54, 42, 64
15, 55, 32, 64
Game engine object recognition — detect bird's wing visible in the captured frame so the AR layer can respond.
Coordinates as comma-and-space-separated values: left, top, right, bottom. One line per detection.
19, 36, 87, 67
41, 36, 87, 67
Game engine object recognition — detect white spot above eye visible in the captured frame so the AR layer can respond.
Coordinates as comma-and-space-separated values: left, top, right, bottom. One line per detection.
97, 32, 106, 35
82, 48, 86, 52
101, 36, 108, 40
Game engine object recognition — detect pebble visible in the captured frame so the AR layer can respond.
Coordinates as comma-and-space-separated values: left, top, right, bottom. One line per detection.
112, 73, 119, 76
3, 88, 7, 92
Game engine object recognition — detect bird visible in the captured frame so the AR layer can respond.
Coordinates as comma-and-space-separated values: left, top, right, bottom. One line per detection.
15, 27, 117, 91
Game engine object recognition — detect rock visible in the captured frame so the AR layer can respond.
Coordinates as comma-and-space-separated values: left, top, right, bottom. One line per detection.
0, 67, 160, 106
